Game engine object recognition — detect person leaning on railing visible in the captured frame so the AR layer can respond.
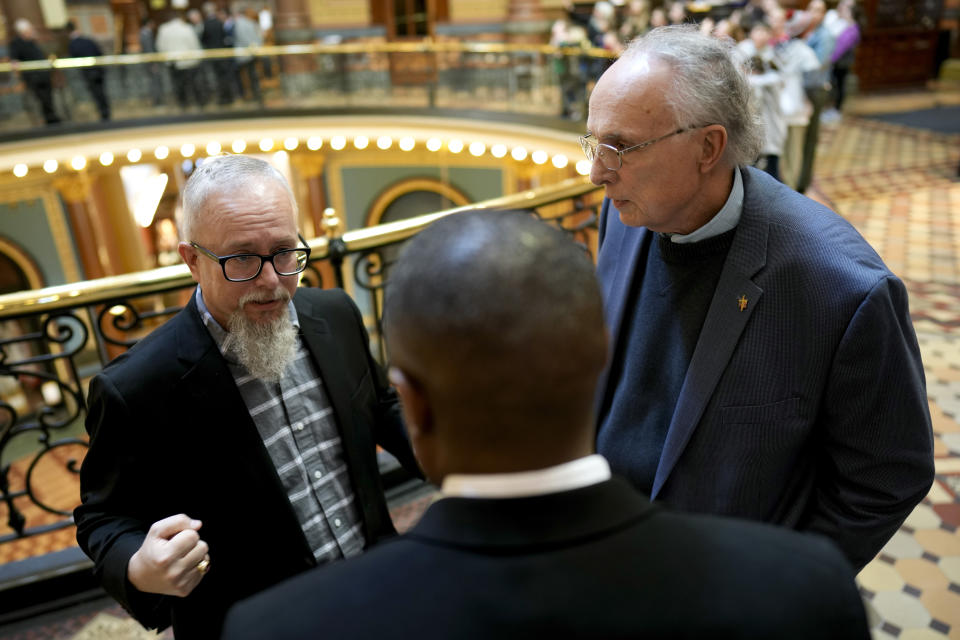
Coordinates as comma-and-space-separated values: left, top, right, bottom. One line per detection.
74, 154, 421, 640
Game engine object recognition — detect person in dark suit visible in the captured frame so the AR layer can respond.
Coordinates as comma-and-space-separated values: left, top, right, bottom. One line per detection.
200, 1, 235, 105
8, 18, 60, 124
66, 21, 110, 121
74, 155, 419, 640
588, 25, 934, 572
222, 210, 870, 640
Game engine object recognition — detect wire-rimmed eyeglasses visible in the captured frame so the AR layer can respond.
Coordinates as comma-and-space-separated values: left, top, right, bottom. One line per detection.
190, 234, 312, 282
579, 127, 694, 171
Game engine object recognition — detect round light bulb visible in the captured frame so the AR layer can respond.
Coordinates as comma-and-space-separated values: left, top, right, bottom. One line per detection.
43, 159, 58, 173
206, 141, 222, 155
284, 137, 298, 151
127, 149, 142, 162
231, 139, 247, 153
354, 136, 369, 150
13, 164, 28, 177
155, 146, 169, 160
307, 137, 323, 150
511, 147, 528, 161
99, 151, 114, 166
426, 138, 442, 152
469, 142, 486, 157
491, 144, 508, 158
399, 137, 415, 151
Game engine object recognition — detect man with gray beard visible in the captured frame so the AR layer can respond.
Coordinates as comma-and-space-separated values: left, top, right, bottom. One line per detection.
75, 155, 420, 640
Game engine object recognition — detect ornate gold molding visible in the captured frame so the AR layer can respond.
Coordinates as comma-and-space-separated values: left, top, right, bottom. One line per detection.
53, 175, 93, 204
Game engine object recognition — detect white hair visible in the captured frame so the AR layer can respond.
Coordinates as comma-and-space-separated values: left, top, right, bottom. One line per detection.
14, 19, 33, 36
621, 25, 764, 167
178, 155, 297, 242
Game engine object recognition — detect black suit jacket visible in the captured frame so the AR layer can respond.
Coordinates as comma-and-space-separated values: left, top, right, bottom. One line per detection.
68, 36, 105, 79
75, 288, 418, 640
223, 476, 869, 639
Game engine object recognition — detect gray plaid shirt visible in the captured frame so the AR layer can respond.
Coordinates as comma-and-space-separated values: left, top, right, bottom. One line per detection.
196, 288, 364, 563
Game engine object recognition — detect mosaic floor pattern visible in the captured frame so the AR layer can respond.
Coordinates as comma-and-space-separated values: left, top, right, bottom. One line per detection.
1, 99, 960, 639
812, 114, 960, 640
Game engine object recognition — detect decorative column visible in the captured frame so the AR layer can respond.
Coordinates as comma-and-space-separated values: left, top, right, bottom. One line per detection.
505, 0, 548, 44
272, 0, 315, 95
53, 174, 105, 280
290, 153, 339, 289
290, 153, 328, 237
109, 0, 142, 53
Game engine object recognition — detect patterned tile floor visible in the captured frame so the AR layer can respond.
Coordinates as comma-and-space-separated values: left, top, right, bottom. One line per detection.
2, 90, 960, 638
810, 105, 960, 639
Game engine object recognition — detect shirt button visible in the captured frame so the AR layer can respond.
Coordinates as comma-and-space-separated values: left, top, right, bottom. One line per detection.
314, 470, 323, 480
334, 518, 342, 527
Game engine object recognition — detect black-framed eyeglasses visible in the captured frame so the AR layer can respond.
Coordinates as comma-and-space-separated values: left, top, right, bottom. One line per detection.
190, 234, 312, 282
579, 127, 695, 171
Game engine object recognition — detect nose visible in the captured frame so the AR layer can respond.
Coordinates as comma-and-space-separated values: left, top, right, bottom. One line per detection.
589, 157, 615, 186
256, 258, 281, 287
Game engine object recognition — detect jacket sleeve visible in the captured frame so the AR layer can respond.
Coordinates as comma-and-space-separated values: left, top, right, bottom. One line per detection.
74, 374, 173, 631
801, 275, 934, 570
342, 289, 423, 479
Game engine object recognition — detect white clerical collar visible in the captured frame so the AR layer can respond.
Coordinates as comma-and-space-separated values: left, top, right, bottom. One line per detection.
666, 166, 744, 244
440, 454, 611, 499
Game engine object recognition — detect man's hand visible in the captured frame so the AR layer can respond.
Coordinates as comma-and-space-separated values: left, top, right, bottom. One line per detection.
127, 514, 210, 597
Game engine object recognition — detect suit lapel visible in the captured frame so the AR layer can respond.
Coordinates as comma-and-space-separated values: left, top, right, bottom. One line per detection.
173, 295, 267, 451
595, 200, 650, 409
294, 293, 357, 445
651, 168, 770, 498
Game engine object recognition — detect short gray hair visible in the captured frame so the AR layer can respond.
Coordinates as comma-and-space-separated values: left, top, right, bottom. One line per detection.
622, 25, 763, 167
179, 155, 297, 241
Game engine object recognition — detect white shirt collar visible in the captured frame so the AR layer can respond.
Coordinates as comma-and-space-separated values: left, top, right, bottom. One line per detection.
440, 454, 611, 499
667, 166, 744, 244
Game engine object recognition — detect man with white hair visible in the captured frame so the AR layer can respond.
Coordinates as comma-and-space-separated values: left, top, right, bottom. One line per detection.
75, 155, 419, 639
588, 26, 933, 572
8, 18, 60, 124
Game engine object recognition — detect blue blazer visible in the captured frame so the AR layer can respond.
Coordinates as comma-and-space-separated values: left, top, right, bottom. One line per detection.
596, 166, 934, 570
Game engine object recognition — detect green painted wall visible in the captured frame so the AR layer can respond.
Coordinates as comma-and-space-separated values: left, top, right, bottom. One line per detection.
0, 198, 70, 286
339, 166, 502, 230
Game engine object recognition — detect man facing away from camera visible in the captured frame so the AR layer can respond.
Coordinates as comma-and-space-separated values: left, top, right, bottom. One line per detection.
222, 210, 869, 640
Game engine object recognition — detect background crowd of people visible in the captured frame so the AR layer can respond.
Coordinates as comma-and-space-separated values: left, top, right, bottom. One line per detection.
5, 1, 274, 122
552, 0, 863, 191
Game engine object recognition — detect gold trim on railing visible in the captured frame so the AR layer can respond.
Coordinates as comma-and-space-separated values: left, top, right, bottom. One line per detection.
0, 42, 615, 74
0, 177, 599, 318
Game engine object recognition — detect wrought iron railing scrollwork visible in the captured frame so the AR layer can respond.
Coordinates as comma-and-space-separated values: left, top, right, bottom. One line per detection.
0, 177, 601, 548
0, 313, 89, 542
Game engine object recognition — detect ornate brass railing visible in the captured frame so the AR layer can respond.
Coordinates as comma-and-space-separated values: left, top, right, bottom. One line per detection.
0, 176, 602, 547
0, 40, 615, 134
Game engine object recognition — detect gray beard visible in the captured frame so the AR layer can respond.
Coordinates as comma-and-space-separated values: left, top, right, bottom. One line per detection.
222, 300, 298, 384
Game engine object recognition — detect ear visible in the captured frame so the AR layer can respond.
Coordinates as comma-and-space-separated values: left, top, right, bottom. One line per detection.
388, 366, 437, 478
178, 242, 202, 283
697, 124, 728, 174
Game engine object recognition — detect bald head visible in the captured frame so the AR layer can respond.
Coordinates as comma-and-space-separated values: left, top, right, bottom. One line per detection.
385, 210, 607, 477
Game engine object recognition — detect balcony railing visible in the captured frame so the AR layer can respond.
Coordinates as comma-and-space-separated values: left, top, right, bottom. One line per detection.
0, 176, 602, 549
0, 41, 615, 135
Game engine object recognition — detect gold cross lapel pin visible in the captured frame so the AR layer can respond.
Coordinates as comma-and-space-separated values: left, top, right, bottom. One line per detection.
738, 295, 748, 312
